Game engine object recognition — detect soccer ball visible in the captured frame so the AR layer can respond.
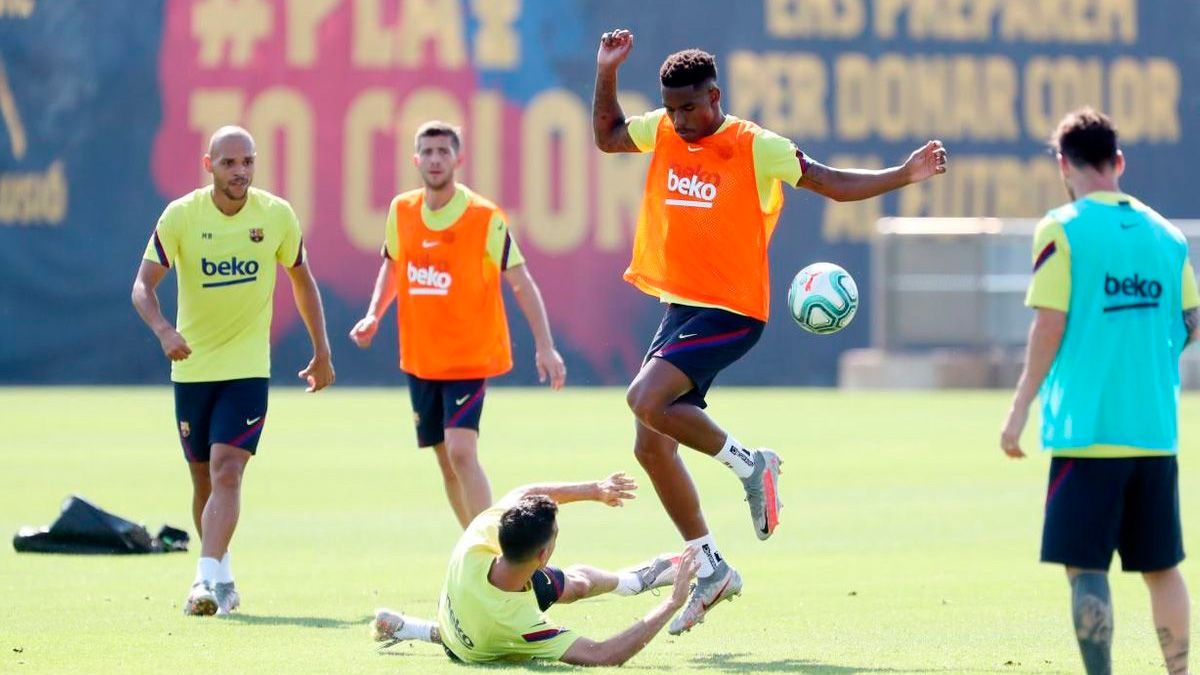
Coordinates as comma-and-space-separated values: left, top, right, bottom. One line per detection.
787, 262, 859, 334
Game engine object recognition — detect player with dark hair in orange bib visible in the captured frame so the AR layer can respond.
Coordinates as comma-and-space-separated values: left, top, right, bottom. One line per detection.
593, 31, 949, 633
351, 121, 566, 528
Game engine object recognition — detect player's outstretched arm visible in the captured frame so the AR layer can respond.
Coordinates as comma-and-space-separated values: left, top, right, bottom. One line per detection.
285, 263, 335, 392
502, 472, 637, 507
503, 265, 566, 389
1000, 308, 1066, 458
350, 259, 398, 349
132, 260, 191, 361
797, 140, 948, 202
559, 547, 697, 667
593, 29, 640, 153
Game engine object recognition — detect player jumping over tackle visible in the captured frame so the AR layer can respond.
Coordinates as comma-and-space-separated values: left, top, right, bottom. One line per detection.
592, 29, 948, 633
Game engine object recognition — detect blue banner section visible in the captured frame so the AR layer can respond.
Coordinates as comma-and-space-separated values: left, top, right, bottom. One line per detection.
1, 0, 1197, 385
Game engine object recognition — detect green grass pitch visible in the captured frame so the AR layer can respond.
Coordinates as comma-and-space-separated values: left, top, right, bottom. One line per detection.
2, 387, 1197, 673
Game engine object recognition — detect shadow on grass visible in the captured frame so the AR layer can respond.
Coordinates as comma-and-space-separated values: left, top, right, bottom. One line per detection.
222, 613, 373, 629
689, 652, 1064, 674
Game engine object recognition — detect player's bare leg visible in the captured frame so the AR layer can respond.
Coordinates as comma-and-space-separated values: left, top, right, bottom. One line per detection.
185, 444, 250, 616
187, 461, 211, 539
627, 358, 725, 454
432, 442, 472, 528
1067, 567, 1114, 675
633, 420, 707, 539
201, 444, 251, 560
444, 428, 492, 524
629, 358, 783, 540
1143, 567, 1190, 675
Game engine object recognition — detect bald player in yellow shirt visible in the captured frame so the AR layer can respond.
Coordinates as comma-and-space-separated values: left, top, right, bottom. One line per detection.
132, 126, 335, 616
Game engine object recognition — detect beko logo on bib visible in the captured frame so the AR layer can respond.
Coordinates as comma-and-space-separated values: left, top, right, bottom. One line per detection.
1102, 272, 1162, 312
666, 167, 718, 208
407, 261, 452, 295
201, 257, 259, 287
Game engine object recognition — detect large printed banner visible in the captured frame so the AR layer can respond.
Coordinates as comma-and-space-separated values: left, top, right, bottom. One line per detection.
1, 0, 1196, 384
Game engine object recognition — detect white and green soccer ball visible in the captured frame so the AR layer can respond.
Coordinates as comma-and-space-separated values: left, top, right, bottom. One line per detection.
787, 262, 859, 334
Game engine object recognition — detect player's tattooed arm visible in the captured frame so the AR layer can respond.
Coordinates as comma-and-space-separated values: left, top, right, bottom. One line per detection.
1184, 308, 1199, 346
796, 141, 947, 201
593, 29, 640, 153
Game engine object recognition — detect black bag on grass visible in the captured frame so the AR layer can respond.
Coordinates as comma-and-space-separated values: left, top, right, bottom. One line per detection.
12, 496, 189, 554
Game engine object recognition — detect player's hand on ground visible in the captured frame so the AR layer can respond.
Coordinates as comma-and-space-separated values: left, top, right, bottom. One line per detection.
595, 471, 637, 506
904, 140, 948, 183
349, 315, 378, 349
156, 327, 192, 361
669, 547, 699, 609
597, 29, 633, 69
1000, 406, 1028, 458
536, 347, 567, 390
299, 353, 335, 392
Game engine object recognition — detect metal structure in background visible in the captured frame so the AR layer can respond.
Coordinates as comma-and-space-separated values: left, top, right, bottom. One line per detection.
864, 218, 1200, 388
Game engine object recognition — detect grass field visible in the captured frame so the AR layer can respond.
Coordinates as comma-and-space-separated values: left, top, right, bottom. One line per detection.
2, 387, 1197, 674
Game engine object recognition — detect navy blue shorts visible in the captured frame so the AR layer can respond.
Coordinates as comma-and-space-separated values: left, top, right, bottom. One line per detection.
406, 374, 486, 447
532, 566, 566, 611
642, 304, 765, 408
1041, 456, 1184, 572
173, 378, 269, 462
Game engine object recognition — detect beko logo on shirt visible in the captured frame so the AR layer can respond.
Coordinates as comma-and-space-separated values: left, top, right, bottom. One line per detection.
407, 261, 451, 295
665, 166, 719, 208
201, 257, 259, 287
1103, 273, 1161, 312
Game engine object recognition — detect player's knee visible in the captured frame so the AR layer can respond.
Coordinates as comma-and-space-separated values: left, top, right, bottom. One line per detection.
445, 440, 479, 471
626, 383, 663, 424
210, 461, 243, 491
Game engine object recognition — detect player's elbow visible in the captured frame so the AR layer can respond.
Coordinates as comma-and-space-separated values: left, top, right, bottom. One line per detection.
592, 129, 623, 154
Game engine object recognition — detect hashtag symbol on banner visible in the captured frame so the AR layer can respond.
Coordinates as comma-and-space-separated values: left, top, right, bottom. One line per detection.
192, 0, 273, 67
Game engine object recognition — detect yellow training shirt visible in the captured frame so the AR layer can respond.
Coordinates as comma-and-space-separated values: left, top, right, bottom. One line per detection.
143, 187, 306, 382
437, 505, 579, 663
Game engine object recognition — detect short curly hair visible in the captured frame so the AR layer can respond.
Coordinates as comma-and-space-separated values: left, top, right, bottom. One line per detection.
659, 49, 717, 88
1051, 107, 1118, 170
498, 495, 558, 562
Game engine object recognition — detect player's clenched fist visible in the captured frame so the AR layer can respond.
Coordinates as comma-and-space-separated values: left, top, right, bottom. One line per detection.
157, 327, 191, 361
597, 29, 633, 68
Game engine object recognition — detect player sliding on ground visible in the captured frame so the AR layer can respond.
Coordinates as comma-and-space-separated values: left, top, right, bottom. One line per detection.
592, 29, 948, 633
371, 473, 694, 666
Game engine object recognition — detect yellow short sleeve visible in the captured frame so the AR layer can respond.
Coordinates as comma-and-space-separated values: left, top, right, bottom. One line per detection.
498, 604, 580, 661
1025, 217, 1071, 311
625, 109, 666, 153
485, 212, 525, 270
751, 128, 803, 186
143, 202, 182, 267
1183, 259, 1200, 310
383, 197, 400, 260
274, 203, 306, 267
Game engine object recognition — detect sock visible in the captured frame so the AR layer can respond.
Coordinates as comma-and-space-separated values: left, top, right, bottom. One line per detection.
685, 534, 724, 578
217, 552, 235, 584
195, 557, 220, 585
714, 435, 757, 479
613, 571, 643, 596
396, 616, 436, 642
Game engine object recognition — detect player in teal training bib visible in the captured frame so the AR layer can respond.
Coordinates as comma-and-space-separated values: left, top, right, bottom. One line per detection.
1001, 108, 1199, 675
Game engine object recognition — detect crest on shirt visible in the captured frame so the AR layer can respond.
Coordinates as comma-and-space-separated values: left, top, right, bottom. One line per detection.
249, 228, 264, 243
179, 421, 191, 438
